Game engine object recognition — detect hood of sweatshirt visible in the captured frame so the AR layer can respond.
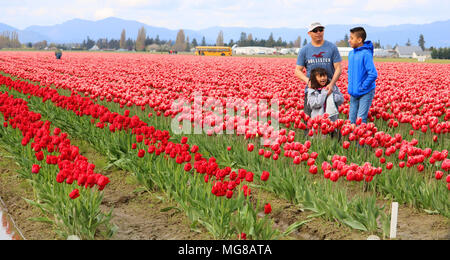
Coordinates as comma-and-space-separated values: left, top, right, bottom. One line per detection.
354, 41, 374, 55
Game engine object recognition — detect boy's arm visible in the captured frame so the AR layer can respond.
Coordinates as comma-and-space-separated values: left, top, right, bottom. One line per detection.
361, 52, 378, 90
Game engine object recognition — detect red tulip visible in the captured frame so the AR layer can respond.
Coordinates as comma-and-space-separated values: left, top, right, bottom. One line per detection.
31, 164, 40, 174
435, 171, 443, 180
69, 189, 80, 199
261, 171, 270, 181
343, 141, 350, 149
386, 162, 393, 170
247, 143, 254, 152
264, 203, 272, 214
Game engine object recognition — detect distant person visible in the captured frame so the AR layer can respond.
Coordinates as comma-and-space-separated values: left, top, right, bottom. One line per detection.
295, 22, 342, 118
55, 49, 62, 59
347, 27, 378, 124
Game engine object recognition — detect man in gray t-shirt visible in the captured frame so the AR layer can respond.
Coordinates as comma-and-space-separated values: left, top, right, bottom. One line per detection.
295, 22, 342, 117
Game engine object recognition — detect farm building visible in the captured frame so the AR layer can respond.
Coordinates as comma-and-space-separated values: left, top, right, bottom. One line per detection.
394, 46, 423, 58
374, 48, 397, 58
279, 48, 300, 55
338, 47, 353, 57
233, 47, 277, 55
412, 50, 432, 61
89, 45, 100, 51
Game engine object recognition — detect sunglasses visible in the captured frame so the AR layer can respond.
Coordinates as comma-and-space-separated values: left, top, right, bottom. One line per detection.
311, 27, 324, 33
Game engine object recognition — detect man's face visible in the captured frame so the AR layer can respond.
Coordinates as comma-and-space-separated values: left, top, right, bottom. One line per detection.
308, 27, 324, 42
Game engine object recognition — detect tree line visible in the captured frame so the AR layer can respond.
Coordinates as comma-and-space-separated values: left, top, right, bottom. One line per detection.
431, 48, 450, 59
3, 27, 450, 59
0, 31, 21, 49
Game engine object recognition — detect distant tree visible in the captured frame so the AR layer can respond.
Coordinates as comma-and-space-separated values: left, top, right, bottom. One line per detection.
294, 36, 301, 48
216, 30, 224, 46
228, 39, 234, 47
303, 38, 308, 47
265, 33, 275, 47
373, 40, 381, 48
336, 34, 350, 47
126, 38, 134, 50
120, 29, 126, 49
108, 39, 120, 49
431, 47, 450, 59
192, 38, 198, 47
240, 32, 247, 43
83, 36, 95, 50
96, 38, 108, 49
406, 38, 411, 46
145, 36, 154, 46
0, 31, 21, 49
155, 35, 161, 45
136, 26, 147, 51
174, 29, 186, 51
418, 34, 425, 50
239, 32, 247, 46
185, 36, 191, 51
276, 37, 283, 47
201, 36, 206, 46
33, 40, 47, 50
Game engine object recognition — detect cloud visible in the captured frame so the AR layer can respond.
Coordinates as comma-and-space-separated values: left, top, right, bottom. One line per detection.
0, 0, 447, 30
94, 8, 115, 20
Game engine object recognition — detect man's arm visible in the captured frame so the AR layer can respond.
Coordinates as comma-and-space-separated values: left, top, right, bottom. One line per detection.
295, 65, 310, 87
326, 61, 342, 91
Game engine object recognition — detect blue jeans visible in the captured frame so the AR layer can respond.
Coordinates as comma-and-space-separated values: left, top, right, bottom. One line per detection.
349, 89, 375, 124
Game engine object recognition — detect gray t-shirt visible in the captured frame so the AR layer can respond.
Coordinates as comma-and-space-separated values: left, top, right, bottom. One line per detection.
297, 40, 342, 83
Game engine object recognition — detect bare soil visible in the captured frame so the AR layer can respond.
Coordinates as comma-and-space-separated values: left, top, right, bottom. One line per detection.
0, 144, 448, 240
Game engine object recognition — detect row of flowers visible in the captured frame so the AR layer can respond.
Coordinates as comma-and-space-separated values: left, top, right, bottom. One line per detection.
0, 74, 283, 239
0, 89, 115, 239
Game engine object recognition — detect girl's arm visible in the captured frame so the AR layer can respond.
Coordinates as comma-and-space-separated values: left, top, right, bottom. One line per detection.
333, 86, 345, 106
308, 90, 328, 109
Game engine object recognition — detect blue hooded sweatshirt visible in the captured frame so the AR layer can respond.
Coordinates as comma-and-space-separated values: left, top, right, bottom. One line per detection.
347, 41, 378, 98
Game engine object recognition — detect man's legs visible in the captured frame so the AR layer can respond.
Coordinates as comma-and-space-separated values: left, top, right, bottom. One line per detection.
357, 89, 375, 123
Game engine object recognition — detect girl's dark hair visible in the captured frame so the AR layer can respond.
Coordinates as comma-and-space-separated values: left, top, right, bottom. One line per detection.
310, 67, 329, 89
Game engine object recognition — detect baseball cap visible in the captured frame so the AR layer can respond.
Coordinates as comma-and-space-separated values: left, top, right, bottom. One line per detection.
308, 22, 324, 32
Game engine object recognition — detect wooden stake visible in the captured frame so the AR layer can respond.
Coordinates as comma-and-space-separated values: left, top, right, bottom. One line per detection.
390, 202, 399, 239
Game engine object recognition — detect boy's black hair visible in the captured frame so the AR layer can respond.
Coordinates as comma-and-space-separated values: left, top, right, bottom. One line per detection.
350, 27, 367, 42
310, 67, 329, 90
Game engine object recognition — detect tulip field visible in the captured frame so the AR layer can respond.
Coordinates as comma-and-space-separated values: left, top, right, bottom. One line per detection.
0, 51, 449, 240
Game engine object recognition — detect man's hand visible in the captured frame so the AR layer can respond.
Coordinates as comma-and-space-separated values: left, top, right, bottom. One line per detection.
326, 84, 333, 96
295, 65, 310, 87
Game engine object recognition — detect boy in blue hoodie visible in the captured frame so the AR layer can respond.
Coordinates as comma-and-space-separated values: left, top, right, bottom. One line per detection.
347, 27, 378, 124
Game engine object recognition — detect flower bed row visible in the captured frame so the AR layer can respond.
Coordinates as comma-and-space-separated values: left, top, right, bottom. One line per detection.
0, 90, 115, 239
0, 73, 399, 236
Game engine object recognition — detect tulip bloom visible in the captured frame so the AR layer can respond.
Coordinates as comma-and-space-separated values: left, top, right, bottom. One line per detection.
31, 164, 41, 174
264, 203, 272, 214
261, 171, 270, 181
69, 189, 80, 199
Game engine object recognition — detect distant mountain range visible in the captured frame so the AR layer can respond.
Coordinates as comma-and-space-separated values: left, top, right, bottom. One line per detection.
1, 17, 449, 48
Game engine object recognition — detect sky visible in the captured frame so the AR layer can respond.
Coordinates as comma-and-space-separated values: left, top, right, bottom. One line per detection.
0, 0, 449, 30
